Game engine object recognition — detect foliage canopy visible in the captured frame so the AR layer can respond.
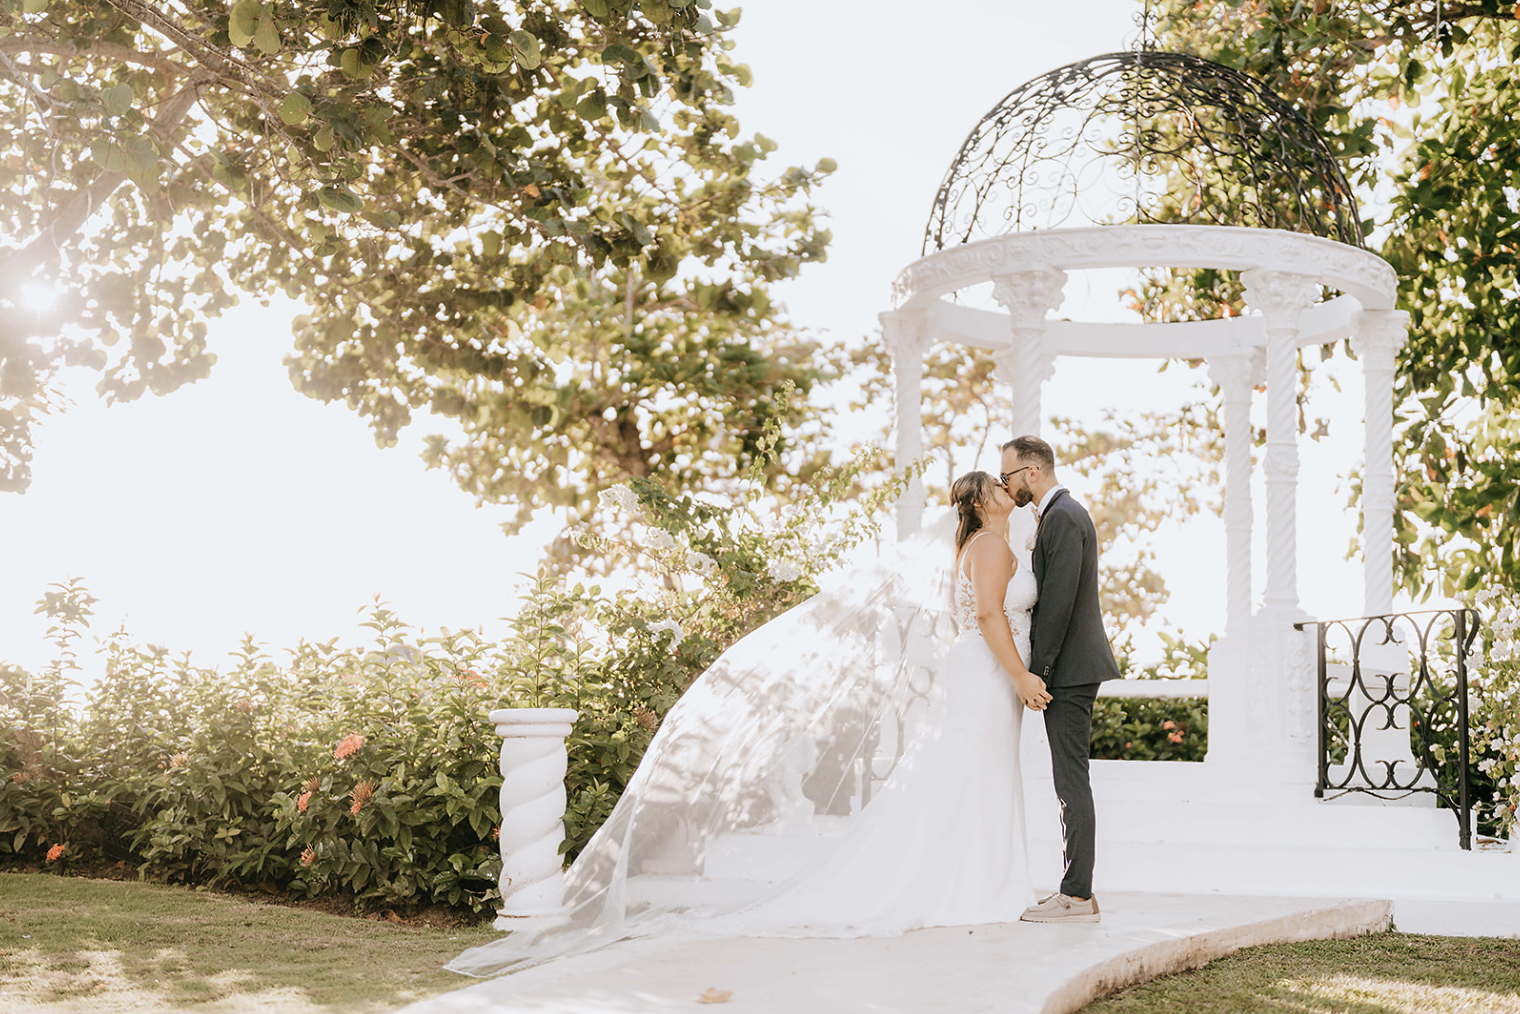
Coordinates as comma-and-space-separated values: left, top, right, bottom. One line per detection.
0, 0, 834, 520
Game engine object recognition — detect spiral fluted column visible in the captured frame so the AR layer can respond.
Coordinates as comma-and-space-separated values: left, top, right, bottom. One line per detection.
1242, 270, 1320, 616
1350, 310, 1410, 618
490, 707, 579, 922
991, 268, 1067, 437
881, 310, 931, 540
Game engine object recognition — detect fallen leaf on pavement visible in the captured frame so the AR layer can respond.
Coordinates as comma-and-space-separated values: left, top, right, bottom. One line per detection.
697, 987, 733, 1004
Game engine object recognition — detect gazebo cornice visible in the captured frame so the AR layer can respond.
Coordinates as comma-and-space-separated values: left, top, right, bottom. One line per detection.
891, 224, 1397, 316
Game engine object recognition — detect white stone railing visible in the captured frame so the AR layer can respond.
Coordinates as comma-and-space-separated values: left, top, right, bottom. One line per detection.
1099, 679, 1208, 699
490, 707, 578, 925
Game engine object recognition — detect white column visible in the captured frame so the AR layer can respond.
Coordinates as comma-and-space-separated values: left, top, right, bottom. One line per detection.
991, 268, 1067, 437
1202, 349, 1263, 769
881, 310, 930, 540
1241, 269, 1321, 616
490, 707, 579, 925
1350, 310, 1411, 617
1206, 349, 1264, 637
1240, 269, 1321, 786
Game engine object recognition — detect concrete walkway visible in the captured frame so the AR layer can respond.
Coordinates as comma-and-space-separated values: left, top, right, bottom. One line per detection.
401, 893, 1390, 1014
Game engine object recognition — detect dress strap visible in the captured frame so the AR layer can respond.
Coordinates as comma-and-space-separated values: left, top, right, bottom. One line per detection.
960, 529, 995, 581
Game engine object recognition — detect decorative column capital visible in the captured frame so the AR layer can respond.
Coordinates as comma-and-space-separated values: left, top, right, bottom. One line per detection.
1206, 348, 1265, 393
1350, 309, 1410, 363
1241, 269, 1322, 331
879, 309, 930, 362
991, 267, 1068, 332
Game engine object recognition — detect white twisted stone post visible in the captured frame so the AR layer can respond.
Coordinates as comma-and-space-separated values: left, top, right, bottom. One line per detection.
1241, 269, 1321, 784
1241, 269, 1320, 617
1350, 310, 1411, 618
881, 310, 930, 540
490, 707, 579, 924
991, 268, 1066, 438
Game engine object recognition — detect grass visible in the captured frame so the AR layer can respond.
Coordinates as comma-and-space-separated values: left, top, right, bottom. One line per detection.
1083, 931, 1520, 1014
0, 873, 499, 1013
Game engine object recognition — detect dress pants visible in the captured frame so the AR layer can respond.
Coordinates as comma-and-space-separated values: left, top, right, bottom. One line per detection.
1044, 682, 1100, 899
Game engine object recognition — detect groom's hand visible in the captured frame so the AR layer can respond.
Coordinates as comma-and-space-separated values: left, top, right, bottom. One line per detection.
1014, 672, 1052, 711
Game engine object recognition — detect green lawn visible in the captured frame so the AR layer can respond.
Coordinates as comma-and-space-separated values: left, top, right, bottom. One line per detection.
0, 873, 498, 1013
1083, 931, 1520, 1014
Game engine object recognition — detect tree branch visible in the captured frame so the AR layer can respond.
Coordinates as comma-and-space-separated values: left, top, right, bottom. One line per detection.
0, 73, 208, 288
0, 36, 185, 77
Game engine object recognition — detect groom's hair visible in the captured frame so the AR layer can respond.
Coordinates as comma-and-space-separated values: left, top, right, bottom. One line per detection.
1002, 435, 1055, 471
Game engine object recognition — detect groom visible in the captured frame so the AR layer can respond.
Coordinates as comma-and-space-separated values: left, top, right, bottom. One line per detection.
1000, 435, 1120, 924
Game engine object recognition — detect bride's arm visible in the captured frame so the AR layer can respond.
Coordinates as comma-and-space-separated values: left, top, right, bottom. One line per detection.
968, 539, 1052, 711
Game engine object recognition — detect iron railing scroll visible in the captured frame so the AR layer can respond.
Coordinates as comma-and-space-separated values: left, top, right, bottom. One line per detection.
1294, 609, 1481, 850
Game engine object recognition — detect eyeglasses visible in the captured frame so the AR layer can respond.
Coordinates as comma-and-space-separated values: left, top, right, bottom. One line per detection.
999, 465, 1034, 487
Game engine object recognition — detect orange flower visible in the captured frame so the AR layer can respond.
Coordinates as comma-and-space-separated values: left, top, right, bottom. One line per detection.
1168, 731, 1184, 744
297, 792, 311, 813
169, 752, 189, 768
46, 843, 65, 862
11, 771, 27, 785
491, 826, 500, 841
300, 846, 316, 867
1162, 720, 1176, 731
350, 780, 374, 816
334, 734, 365, 762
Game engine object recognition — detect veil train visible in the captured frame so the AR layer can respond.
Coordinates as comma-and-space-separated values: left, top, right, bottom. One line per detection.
449, 507, 1034, 977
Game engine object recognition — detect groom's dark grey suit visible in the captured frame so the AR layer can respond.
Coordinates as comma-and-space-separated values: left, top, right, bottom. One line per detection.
1029, 487, 1120, 900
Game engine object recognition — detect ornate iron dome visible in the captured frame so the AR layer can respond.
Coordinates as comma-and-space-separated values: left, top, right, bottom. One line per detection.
923, 51, 1365, 254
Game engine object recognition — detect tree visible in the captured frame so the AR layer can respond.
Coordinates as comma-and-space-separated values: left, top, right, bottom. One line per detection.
0, 0, 834, 519
1149, 0, 1520, 597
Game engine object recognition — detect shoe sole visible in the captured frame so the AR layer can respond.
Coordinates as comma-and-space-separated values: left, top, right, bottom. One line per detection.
1019, 914, 1101, 924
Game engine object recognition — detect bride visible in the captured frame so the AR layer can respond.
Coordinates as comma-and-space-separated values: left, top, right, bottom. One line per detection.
450, 470, 1048, 975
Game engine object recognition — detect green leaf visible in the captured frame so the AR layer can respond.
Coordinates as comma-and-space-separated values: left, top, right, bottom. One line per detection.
312, 124, 334, 151
21, 0, 47, 11
580, 0, 609, 15
815, 157, 837, 174
253, 8, 280, 55
90, 139, 124, 172
228, 0, 261, 48
510, 30, 541, 70
279, 93, 311, 125
317, 186, 363, 214
105, 83, 134, 117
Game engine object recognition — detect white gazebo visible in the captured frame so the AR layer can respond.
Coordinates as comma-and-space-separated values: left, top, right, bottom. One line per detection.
875, 54, 1520, 922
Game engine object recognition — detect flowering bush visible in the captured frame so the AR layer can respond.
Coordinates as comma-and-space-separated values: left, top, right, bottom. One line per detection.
0, 442, 913, 912
1471, 588, 1520, 838
1089, 631, 1211, 763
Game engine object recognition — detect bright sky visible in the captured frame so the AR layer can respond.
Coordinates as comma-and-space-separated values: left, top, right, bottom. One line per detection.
1, 0, 1401, 678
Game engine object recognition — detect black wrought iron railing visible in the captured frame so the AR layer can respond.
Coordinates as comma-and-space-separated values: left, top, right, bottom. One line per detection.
1295, 609, 1481, 850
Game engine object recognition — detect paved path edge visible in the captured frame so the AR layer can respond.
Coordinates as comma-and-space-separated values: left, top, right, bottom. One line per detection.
1040, 898, 1393, 1014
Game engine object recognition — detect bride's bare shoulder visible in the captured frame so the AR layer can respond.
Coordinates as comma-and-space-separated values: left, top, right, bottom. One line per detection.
963, 531, 1014, 569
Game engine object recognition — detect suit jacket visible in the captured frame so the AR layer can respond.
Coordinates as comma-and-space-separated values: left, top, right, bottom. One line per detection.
1029, 488, 1121, 688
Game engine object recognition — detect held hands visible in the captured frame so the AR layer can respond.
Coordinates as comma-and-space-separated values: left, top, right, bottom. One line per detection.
1013, 671, 1052, 711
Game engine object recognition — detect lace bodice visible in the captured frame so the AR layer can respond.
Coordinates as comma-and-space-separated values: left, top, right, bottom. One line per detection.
953, 533, 1037, 648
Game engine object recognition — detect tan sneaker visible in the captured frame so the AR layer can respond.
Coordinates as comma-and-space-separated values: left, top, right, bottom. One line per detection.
1020, 892, 1100, 923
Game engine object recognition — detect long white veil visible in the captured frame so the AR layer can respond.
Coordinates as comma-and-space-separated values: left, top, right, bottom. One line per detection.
449, 510, 975, 977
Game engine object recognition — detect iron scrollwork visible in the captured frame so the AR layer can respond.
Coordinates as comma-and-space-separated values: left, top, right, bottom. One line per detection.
1295, 609, 1481, 850
924, 51, 1365, 254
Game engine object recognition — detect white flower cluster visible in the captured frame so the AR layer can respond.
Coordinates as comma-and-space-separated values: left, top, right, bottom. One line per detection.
688, 551, 717, 577
597, 484, 642, 516
647, 619, 684, 648
767, 558, 803, 583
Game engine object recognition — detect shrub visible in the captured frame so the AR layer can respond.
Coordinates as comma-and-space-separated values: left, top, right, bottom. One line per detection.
1090, 630, 1211, 763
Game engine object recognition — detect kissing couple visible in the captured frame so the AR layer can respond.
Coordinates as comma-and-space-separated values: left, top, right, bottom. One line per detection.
450, 436, 1123, 976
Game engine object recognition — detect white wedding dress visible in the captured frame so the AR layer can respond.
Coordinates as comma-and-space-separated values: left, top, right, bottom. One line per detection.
708, 530, 1038, 935
448, 513, 1038, 976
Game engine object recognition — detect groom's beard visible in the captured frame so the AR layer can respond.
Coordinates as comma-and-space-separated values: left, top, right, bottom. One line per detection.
1011, 486, 1033, 508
